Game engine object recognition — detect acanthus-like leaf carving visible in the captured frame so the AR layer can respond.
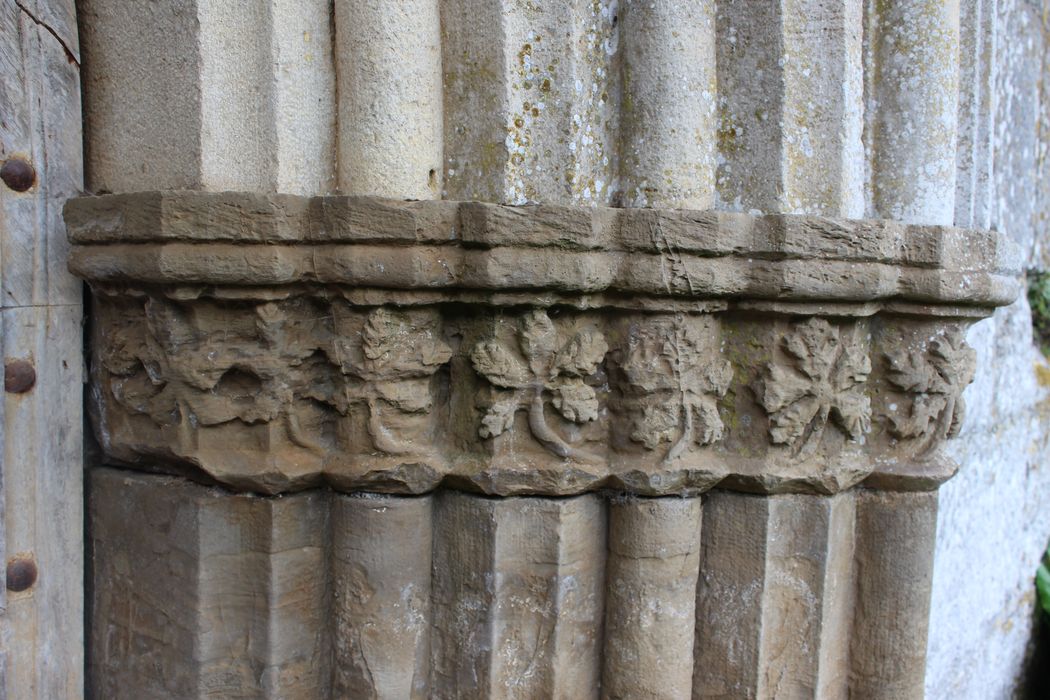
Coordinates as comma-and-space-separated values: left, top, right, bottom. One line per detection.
470, 309, 608, 459
103, 301, 451, 457
885, 329, 976, 448
620, 317, 732, 460
760, 318, 871, 452
342, 308, 452, 454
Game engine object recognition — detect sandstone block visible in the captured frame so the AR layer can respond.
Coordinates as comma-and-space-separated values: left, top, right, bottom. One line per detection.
693, 491, 855, 699
331, 493, 433, 698
430, 491, 605, 699
88, 468, 330, 699
849, 489, 938, 699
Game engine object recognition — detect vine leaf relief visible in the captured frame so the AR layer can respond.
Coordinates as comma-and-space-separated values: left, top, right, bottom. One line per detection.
621, 319, 732, 461
101, 300, 455, 458
885, 329, 976, 449
323, 307, 452, 455
470, 309, 608, 459
759, 318, 871, 453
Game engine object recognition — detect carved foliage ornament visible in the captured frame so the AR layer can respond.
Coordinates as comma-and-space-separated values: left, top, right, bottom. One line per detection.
317, 307, 452, 454
885, 329, 976, 449
103, 301, 452, 457
470, 310, 608, 460
760, 318, 872, 452
620, 317, 732, 461
95, 292, 984, 494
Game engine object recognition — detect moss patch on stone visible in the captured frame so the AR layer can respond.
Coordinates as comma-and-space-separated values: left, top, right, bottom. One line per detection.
1028, 270, 1050, 356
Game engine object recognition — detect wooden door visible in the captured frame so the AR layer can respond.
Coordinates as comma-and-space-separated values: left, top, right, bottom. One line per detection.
0, 0, 83, 697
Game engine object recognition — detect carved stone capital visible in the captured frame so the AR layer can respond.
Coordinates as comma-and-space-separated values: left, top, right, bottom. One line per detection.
67, 192, 1021, 496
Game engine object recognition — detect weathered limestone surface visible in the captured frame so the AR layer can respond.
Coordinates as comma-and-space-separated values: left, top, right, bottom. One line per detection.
71, 0, 1050, 697
66, 193, 1014, 497
925, 1, 1050, 696
93, 468, 960, 699
694, 491, 854, 699
865, 0, 960, 226
77, 0, 956, 218
618, 0, 716, 209
80, 0, 335, 195
335, 0, 443, 199
716, 0, 865, 216
89, 470, 636, 698
441, 0, 620, 206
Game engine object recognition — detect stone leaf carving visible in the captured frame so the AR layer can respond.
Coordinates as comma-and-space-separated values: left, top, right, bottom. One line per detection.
760, 318, 871, 452
885, 329, 976, 447
312, 307, 452, 454
621, 318, 732, 460
101, 299, 451, 457
470, 309, 608, 459
103, 298, 292, 434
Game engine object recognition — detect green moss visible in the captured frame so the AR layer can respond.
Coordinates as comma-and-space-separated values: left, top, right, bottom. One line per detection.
1028, 270, 1050, 356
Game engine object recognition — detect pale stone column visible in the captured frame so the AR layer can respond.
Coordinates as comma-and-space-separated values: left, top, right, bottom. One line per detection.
80, 0, 336, 194
334, 0, 443, 199
954, 0, 997, 229
618, 0, 717, 209
441, 0, 620, 205
716, 0, 865, 216
866, 0, 961, 225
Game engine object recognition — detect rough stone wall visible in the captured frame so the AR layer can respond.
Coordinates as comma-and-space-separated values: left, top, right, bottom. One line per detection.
926, 1, 1050, 697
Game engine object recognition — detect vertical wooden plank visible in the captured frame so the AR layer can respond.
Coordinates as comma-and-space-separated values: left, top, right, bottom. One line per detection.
0, 0, 84, 697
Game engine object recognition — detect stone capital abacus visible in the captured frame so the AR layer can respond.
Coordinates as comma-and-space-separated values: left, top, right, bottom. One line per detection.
68, 191, 1020, 496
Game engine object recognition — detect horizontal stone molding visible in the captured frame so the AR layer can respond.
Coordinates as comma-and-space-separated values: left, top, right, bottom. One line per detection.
66, 192, 1021, 307
68, 192, 1019, 496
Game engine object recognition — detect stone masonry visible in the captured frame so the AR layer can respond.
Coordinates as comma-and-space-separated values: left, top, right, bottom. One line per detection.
73, 0, 1049, 698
